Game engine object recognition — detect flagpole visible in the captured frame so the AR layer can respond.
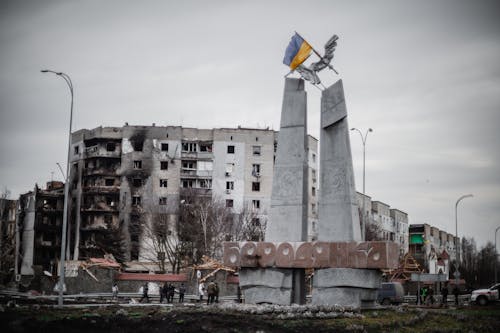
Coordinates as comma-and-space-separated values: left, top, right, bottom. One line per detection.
294, 31, 339, 75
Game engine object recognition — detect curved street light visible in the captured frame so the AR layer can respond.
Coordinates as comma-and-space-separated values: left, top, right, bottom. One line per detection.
350, 127, 373, 240
454, 194, 473, 290
41, 69, 74, 307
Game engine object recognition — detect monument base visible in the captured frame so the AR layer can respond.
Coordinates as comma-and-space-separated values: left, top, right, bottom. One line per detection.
312, 268, 381, 308
239, 267, 305, 305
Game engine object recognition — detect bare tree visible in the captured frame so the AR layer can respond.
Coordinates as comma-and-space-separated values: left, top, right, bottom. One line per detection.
232, 202, 267, 242
140, 210, 182, 273
365, 220, 385, 241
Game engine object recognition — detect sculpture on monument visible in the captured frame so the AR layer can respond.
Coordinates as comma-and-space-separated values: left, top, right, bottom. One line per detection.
224, 33, 399, 308
283, 32, 339, 85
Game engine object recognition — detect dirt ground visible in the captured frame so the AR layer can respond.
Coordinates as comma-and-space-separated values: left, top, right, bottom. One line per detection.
2, 303, 500, 333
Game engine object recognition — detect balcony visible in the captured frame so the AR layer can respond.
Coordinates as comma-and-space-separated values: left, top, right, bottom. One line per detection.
180, 169, 213, 178
81, 203, 119, 213
180, 187, 212, 197
82, 186, 120, 194
83, 145, 121, 159
83, 167, 120, 177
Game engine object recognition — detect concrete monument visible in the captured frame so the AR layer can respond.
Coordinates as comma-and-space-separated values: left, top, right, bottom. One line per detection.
238, 78, 309, 305
312, 79, 380, 308
223, 34, 399, 308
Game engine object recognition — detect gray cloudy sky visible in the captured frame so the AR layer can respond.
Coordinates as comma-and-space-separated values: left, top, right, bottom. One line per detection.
1, 0, 499, 247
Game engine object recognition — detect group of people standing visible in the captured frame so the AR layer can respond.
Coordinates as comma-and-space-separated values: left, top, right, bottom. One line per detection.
417, 283, 461, 306
198, 280, 219, 304
137, 282, 186, 303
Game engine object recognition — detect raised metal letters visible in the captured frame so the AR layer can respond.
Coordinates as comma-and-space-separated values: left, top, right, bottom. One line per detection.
223, 241, 399, 270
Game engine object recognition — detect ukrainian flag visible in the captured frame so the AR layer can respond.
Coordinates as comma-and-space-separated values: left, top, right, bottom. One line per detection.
283, 33, 312, 70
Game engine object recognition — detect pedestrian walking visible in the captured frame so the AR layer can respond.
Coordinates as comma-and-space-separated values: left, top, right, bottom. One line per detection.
112, 283, 119, 300
441, 284, 449, 306
453, 285, 460, 306
427, 286, 435, 305
199, 281, 206, 302
207, 281, 216, 304
160, 282, 168, 303
178, 283, 186, 303
237, 286, 242, 303
140, 283, 150, 303
421, 286, 428, 305
168, 283, 175, 303
214, 282, 219, 303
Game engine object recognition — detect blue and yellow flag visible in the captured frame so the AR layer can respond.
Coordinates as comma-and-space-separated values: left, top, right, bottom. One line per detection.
283, 33, 312, 70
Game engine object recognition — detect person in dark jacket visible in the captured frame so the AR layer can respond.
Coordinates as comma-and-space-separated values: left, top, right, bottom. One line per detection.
453, 286, 460, 306
140, 283, 149, 303
160, 282, 168, 303
214, 282, 219, 303
167, 283, 175, 303
441, 284, 449, 306
178, 283, 186, 303
207, 281, 216, 304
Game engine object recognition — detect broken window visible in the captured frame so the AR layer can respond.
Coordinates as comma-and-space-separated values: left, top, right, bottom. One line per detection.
182, 142, 197, 152
160, 179, 168, 187
199, 142, 213, 152
182, 179, 194, 188
132, 140, 143, 151
133, 160, 142, 169
226, 181, 234, 190
160, 161, 168, 170
104, 214, 113, 225
252, 145, 261, 156
182, 161, 196, 170
106, 142, 116, 151
132, 196, 141, 206
251, 218, 261, 227
161, 143, 169, 151
132, 178, 142, 187
106, 196, 115, 206
252, 200, 260, 209
159, 197, 167, 205
74, 145, 79, 155
312, 203, 317, 214
105, 178, 114, 186
252, 164, 261, 176
199, 179, 212, 188
312, 169, 317, 183
226, 199, 234, 208
227, 145, 235, 154
312, 153, 316, 163
252, 182, 260, 192
312, 187, 316, 196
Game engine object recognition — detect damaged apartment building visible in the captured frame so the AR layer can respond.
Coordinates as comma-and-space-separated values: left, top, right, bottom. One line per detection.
16, 181, 65, 284
63, 125, 318, 270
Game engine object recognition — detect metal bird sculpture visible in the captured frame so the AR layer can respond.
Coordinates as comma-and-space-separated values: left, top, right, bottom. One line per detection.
296, 34, 339, 85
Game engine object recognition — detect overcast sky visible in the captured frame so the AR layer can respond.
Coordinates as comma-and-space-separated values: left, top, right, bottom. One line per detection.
1, 0, 499, 248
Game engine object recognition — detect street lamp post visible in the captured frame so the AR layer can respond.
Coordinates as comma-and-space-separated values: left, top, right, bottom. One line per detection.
495, 226, 500, 284
41, 70, 74, 306
454, 194, 473, 290
350, 128, 373, 240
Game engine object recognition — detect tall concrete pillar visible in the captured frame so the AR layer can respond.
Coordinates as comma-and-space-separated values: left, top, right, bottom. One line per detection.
313, 80, 380, 308
266, 78, 308, 243
239, 78, 308, 305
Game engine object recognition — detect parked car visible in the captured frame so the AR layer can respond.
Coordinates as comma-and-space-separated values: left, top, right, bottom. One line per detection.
471, 283, 500, 305
377, 282, 405, 305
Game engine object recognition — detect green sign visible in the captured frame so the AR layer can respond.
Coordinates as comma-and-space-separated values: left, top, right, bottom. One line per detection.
410, 234, 424, 244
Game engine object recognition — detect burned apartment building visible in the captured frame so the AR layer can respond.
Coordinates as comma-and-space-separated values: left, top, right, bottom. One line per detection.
0, 197, 17, 284
17, 181, 65, 281
67, 125, 319, 270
